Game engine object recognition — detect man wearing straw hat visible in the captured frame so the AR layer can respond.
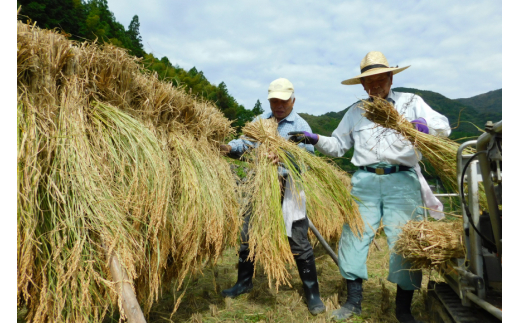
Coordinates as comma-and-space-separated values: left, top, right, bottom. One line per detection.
288, 51, 451, 322
219, 78, 326, 315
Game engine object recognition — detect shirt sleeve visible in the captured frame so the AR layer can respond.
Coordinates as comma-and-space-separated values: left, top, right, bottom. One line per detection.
227, 115, 265, 158
314, 108, 355, 157
228, 137, 258, 159
414, 96, 451, 137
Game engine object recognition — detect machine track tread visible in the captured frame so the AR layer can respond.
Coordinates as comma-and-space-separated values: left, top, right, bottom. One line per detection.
427, 281, 500, 323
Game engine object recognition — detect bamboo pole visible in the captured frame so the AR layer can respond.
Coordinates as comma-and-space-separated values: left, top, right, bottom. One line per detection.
107, 251, 147, 323
308, 218, 339, 266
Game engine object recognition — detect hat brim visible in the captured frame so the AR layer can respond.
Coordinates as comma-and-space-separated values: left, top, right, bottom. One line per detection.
267, 91, 293, 100
341, 65, 410, 85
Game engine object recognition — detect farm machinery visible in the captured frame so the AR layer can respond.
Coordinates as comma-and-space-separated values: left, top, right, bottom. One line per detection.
427, 120, 502, 322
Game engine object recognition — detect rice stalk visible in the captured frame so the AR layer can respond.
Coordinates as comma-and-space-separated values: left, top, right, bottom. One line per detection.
17, 20, 240, 322
18, 79, 138, 322
304, 167, 356, 243
164, 130, 240, 291
85, 100, 175, 313
360, 97, 487, 208
242, 118, 363, 238
394, 220, 465, 272
238, 118, 363, 288
242, 143, 295, 290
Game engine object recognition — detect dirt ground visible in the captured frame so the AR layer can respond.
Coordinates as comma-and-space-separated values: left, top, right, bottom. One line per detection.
137, 234, 440, 323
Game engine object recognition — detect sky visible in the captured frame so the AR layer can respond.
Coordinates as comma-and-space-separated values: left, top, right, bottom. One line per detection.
106, 0, 502, 116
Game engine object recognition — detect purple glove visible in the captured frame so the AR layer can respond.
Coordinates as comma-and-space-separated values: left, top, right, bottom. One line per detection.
411, 118, 429, 134
287, 131, 319, 145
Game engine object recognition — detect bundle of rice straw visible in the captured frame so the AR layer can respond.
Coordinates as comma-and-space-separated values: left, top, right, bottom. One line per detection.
238, 118, 363, 289
360, 97, 486, 208
18, 21, 239, 322
394, 220, 465, 271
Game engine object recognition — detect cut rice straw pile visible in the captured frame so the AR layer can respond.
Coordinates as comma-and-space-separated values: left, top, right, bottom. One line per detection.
238, 118, 363, 289
18, 21, 240, 322
360, 97, 486, 209
394, 220, 465, 272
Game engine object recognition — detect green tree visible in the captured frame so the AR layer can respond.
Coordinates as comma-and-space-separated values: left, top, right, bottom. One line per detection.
84, 0, 134, 51
252, 99, 264, 116
126, 15, 145, 57
18, 0, 87, 38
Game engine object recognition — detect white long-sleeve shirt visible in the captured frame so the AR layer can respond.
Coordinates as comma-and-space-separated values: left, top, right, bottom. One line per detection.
315, 90, 451, 167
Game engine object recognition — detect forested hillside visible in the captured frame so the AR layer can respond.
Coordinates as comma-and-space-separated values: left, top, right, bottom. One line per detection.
17, 0, 263, 131
454, 89, 502, 124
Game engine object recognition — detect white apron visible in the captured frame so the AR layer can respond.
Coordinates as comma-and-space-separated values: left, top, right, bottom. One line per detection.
281, 176, 307, 237
414, 164, 444, 220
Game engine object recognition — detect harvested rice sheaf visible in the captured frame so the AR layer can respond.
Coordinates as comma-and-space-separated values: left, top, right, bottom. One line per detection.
394, 220, 465, 271
361, 97, 461, 193
17, 21, 239, 322
239, 118, 363, 289
360, 97, 487, 209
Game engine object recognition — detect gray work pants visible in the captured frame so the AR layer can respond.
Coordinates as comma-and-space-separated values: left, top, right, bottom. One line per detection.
238, 211, 314, 261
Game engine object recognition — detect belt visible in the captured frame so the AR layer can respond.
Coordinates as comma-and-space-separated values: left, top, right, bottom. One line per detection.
359, 165, 412, 175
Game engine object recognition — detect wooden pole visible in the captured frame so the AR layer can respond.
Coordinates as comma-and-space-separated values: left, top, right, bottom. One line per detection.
372, 220, 383, 251
308, 218, 339, 266
107, 250, 147, 323
371, 237, 382, 251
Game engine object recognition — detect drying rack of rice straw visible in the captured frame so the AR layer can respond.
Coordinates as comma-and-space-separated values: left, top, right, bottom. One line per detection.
18, 21, 240, 323
234, 118, 363, 290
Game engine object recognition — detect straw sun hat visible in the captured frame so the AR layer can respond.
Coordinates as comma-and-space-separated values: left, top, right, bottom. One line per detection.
341, 51, 410, 85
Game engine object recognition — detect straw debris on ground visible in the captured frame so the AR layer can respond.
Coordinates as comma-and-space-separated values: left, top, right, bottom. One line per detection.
394, 220, 465, 272
17, 21, 240, 323
136, 235, 433, 323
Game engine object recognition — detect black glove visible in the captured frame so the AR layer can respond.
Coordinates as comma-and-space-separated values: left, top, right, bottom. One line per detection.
287, 131, 319, 145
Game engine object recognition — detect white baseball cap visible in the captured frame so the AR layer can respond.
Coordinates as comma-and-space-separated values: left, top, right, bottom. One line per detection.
267, 78, 294, 100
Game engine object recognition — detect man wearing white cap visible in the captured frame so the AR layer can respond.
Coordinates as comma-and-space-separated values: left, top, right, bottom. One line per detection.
219, 78, 326, 315
289, 52, 451, 322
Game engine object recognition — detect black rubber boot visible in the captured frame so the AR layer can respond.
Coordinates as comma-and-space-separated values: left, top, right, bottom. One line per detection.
330, 278, 363, 320
395, 285, 424, 323
221, 250, 254, 298
295, 256, 326, 315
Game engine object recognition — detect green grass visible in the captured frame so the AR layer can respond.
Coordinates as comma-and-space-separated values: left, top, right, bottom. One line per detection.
19, 231, 450, 323
143, 236, 440, 322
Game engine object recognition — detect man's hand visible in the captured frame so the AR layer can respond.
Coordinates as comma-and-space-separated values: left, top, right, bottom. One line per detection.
411, 118, 429, 134
287, 131, 319, 145
267, 150, 280, 165
219, 144, 232, 156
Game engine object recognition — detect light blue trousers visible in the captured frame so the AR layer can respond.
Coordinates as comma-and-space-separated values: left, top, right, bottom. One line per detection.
339, 164, 424, 290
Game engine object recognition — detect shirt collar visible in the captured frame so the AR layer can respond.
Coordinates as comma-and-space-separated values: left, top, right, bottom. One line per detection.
386, 89, 396, 104
266, 109, 297, 123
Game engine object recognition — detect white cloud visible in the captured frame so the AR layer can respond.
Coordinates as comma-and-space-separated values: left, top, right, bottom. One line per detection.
107, 0, 502, 116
